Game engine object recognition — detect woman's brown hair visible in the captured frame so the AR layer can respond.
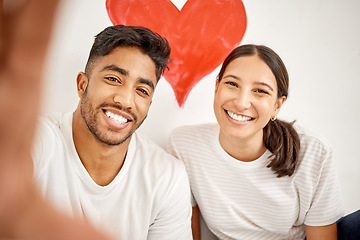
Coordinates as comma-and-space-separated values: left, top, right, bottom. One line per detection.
217, 44, 300, 177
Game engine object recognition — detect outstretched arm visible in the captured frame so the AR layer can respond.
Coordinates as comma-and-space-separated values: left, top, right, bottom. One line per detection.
0, 0, 112, 239
192, 206, 201, 240
305, 223, 337, 240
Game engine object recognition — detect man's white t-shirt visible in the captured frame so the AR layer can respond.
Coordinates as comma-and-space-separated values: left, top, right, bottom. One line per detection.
169, 123, 344, 240
32, 112, 192, 240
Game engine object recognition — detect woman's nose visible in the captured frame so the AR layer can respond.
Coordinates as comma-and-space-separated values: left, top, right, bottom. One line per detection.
234, 91, 251, 109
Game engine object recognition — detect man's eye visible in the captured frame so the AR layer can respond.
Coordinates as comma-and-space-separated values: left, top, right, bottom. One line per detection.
106, 77, 120, 83
137, 88, 149, 96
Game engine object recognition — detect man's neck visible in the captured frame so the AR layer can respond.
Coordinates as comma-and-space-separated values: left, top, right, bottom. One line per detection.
72, 110, 131, 186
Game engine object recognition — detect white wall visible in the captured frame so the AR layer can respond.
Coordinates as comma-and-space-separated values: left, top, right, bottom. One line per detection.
42, 0, 360, 221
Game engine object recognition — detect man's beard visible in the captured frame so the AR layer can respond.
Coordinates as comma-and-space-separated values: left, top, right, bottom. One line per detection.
80, 88, 146, 146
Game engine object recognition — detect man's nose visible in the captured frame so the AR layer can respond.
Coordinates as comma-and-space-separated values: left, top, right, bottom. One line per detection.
113, 85, 135, 109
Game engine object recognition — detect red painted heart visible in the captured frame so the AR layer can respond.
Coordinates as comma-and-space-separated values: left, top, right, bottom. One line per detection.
106, 0, 247, 107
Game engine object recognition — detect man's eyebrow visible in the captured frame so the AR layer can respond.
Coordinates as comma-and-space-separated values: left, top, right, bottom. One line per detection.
102, 64, 155, 90
139, 78, 154, 91
101, 65, 128, 75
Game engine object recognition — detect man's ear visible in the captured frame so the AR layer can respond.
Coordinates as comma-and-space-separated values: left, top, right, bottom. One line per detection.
76, 72, 88, 98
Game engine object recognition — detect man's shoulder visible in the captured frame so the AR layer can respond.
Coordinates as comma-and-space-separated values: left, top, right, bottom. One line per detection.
37, 112, 71, 131
32, 113, 73, 172
34, 112, 73, 146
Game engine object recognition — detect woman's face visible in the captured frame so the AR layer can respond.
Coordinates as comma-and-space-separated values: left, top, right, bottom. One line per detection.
214, 55, 285, 143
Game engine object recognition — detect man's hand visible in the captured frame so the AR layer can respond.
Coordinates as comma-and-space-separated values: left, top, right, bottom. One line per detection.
0, 1, 113, 239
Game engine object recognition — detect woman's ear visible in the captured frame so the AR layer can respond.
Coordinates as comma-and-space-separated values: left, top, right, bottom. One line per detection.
273, 96, 286, 116
76, 72, 88, 98
215, 78, 220, 92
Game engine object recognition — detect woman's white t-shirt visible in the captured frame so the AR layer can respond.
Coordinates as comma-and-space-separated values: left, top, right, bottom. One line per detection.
169, 123, 344, 239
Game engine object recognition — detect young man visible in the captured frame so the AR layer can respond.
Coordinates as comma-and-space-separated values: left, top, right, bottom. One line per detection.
32, 25, 192, 240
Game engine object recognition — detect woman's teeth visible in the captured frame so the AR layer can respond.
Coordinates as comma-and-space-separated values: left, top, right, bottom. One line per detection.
226, 110, 252, 122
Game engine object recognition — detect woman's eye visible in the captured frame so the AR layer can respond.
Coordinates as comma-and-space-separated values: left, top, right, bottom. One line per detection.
225, 81, 238, 87
255, 89, 269, 94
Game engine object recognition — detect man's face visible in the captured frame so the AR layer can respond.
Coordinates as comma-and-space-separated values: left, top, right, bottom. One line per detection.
77, 47, 157, 146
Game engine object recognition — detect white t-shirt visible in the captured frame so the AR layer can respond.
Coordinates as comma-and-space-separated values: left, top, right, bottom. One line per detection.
169, 123, 344, 240
32, 112, 192, 240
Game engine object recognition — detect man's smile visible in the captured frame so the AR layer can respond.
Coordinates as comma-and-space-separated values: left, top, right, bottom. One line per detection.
104, 110, 130, 124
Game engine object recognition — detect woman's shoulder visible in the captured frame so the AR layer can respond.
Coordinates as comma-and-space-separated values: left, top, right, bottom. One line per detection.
292, 122, 332, 150
169, 123, 219, 153
170, 122, 219, 138
292, 122, 333, 171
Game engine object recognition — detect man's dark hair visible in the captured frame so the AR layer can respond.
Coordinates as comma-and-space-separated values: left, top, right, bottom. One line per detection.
85, 25, 171, 81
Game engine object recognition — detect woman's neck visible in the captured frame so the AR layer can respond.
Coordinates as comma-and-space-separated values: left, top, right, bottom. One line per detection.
218, 130, 267, 162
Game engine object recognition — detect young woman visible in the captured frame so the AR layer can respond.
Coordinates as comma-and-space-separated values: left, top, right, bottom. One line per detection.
169, 44, 344, 239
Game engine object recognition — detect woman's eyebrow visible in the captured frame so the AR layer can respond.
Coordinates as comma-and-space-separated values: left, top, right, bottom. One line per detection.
254, 81, 274, 92
223, 74, 240, 80
223, 74, 275, 92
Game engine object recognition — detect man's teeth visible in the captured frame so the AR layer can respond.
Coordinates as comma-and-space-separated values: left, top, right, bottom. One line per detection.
105, 111, 128, 124
227, 110, 252, 122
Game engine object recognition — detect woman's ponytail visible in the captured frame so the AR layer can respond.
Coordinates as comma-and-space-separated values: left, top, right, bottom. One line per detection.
263, 119, 300, 177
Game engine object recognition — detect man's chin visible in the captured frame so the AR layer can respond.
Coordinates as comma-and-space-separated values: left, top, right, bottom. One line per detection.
94, 131, 134, 146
